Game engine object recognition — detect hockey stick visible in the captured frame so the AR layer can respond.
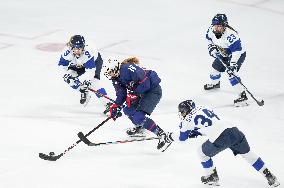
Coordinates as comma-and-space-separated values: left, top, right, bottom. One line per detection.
77, 132, 159, 146
38, 117, 111, 161
88, 88, 116, 104
218, 58, 264, 106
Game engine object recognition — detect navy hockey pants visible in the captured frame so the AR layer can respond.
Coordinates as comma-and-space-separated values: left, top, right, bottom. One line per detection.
202, 127, 250, 157
123, 85, 162, 126
212, 52, 246, 72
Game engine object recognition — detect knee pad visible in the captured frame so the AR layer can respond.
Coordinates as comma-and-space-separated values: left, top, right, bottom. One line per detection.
65, 77, 81, 90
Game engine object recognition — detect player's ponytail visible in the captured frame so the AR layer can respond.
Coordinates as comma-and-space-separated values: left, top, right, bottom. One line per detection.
122, 57, 140, 65
226, 25, 238, 34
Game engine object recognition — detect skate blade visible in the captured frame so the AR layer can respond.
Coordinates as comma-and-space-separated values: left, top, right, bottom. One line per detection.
205, 182, 220, 186
272, 181, 280, 187
161, 142, 172, 152
234, 101, 249, 107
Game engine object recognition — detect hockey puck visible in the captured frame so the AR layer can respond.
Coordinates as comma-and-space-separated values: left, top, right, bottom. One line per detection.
49, 152, 55, 156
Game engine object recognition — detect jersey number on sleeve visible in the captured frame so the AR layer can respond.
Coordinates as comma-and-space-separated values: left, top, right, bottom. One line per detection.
194, 109, 220, 127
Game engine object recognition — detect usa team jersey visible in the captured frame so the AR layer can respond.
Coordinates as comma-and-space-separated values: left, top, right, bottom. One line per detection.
206, 26, 246, 63
179, 106, 233, 142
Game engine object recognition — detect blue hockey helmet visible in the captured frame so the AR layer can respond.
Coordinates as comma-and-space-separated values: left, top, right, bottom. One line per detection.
178, 100, 195, 119
70, 35, 85, 49
211, 14, 228, 26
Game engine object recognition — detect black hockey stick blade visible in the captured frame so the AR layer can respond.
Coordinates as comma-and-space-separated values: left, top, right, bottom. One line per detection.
77, 132, 92, 145
39, 152, 62, 161
257, 100, 264, 106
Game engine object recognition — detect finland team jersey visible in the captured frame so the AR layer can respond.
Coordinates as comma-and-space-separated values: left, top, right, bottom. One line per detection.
206, 26, 246, 63
179, 106, 233, 142
58, 46, 98, 70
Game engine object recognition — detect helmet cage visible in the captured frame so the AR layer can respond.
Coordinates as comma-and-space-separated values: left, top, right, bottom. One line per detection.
178, 100, 195, 119
103, 58, 121, 79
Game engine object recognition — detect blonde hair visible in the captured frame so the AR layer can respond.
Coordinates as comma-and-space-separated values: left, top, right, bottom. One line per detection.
121, 57, 140, 65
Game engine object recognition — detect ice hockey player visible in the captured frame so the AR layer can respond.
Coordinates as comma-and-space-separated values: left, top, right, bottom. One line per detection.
174, 99, 280, 187
58, 35, 107, 107
204, 14, 248, 106
103, 57, 173, 151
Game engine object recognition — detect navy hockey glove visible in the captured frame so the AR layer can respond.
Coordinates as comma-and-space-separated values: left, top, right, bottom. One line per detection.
188, 130, 202, 138
63, 74, 74, 84
208, 44, 220, 58
109, 103, 122, 120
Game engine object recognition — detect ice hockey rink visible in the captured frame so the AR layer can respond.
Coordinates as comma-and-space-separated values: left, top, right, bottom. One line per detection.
0, 0, 283, 187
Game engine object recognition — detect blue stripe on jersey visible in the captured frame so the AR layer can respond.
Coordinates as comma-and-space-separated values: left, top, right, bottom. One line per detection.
84, 57, 96, 69
252, 157, 264, 171
201, 158, 213, 168
210, 74, 221, 80
229, 76, 240, 86
229, 39, 242, 53
179, 130, 190, 141
58, 56, 70, 66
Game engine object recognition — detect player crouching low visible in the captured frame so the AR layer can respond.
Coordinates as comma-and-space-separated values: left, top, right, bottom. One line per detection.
58, 35, 108, 107
172, 100, 280, 187
102, 57, 173, 152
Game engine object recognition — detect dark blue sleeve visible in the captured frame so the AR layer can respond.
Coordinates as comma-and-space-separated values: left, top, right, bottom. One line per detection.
84, 57, 96, 69
58, 56, 70, 66
112, 80, 127, 105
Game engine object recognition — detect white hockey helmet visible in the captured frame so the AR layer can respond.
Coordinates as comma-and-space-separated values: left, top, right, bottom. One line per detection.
103, 57, 121, 79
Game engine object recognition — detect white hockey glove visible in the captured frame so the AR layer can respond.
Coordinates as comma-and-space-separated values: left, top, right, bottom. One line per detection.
228, 62, 238, 72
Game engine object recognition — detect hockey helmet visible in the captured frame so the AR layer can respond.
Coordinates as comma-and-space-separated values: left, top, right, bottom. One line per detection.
178, 100, 195, 119
211, 14, 228, 26
70, 35, 85, 49
103, 57, 121, 79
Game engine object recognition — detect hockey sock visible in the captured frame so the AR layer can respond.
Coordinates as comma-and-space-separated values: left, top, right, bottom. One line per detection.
209, 70, 221, 85
198, 146, 215, 175
141, 117, 161, 135
241, 151, 266, 175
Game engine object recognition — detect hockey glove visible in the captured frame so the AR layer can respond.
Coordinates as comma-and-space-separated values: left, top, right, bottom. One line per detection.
208, 44, 220, 58
188, 130, 202, 138
63, 74, 74, 84
109, 103, 122, 120
228, 62, 238, 72
126, 93, 139, 108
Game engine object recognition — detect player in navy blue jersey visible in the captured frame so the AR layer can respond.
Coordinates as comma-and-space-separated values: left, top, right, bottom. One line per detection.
103, 57, 173, 152
58, 35, 107, 107
172, 100, 280, 187
204, 14, 248, 106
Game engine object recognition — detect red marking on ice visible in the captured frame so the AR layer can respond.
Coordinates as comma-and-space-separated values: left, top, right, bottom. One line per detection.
36, 43, 65, 52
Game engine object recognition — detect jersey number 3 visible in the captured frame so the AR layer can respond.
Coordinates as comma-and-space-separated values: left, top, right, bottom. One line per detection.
194, 109, 220, 127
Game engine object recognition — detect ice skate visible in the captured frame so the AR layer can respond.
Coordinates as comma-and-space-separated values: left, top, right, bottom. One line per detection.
79, 88, 91, 107
204, 81, 220, 90
157, 132, 173, 152
263, 168, 280, 187
234, 91, 248, 107
201, 168, 220, 186
126, 126, 146, 137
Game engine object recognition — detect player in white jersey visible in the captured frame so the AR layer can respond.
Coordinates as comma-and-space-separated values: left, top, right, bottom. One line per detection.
58, 35, 107, 107
175, 100, 280, 187
204, 14, 248, 106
